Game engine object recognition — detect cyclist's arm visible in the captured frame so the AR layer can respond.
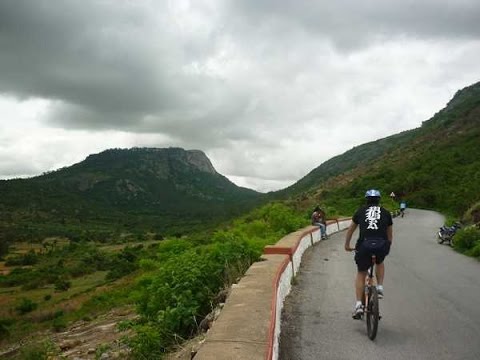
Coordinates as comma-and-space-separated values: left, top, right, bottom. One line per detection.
344, 222, 358, 251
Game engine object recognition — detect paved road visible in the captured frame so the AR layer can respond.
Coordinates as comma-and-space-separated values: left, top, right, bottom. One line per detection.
279, 209, 480, 360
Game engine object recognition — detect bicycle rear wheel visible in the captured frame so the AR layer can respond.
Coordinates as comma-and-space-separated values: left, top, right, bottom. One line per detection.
366, 286, 379, 340
449, 236, 455, 247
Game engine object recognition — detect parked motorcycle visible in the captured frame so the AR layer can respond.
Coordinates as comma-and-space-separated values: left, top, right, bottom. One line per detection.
437, 222, 461, 246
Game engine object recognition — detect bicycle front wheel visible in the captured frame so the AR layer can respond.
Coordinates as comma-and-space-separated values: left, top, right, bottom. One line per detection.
366, 286, 379, 340
437, 232, 445, 244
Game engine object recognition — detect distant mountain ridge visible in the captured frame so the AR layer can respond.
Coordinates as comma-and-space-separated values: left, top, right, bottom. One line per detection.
0, 147, 264, 241
46, 147, 253, 203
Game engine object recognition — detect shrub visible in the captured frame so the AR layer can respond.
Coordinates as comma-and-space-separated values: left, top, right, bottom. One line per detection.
0, 318, 14, 338
52, 316, 68, 332
21, 278, 44, 291
453, 227, 480, 251
255, 203, 307, 234
134, 240, 257, 353
15, 298, 38, 315
130, 325, 167, 359
95, 344, 111, 359
54, 277, 71, 291
22, 250, 39, 265
5, 249, 39, 266
462, 201, 480, 224
105, 260, 137, 281
19, 341, 57, 360
467, 242, 480, 258
138, 258, 158, 271
4, 256, 23, 266
0, 237, 10, 259
156, 239, 193, 261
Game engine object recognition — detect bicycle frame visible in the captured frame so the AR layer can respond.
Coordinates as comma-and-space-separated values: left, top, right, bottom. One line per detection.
364, 255, 376, 311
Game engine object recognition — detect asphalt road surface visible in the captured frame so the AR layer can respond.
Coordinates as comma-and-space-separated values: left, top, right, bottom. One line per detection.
279, 209, 480, 360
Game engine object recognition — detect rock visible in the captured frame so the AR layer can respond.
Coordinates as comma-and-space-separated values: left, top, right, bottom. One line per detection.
58, 339, 82, 351
214, 288, 229, 303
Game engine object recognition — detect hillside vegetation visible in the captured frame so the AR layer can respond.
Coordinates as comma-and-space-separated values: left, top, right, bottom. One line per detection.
0, 147, 265, 248
0, 203, 308, 358
279, 81, 480, 219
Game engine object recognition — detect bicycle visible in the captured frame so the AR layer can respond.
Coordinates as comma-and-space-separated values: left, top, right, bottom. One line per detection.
362, 254, 380, 340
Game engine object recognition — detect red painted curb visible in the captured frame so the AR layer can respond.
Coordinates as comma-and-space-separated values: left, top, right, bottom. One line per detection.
264, 246, 294, 255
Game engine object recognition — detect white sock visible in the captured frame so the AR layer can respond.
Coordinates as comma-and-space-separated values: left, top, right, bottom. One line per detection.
355, 300, 362, 307
377, 285, 384, 291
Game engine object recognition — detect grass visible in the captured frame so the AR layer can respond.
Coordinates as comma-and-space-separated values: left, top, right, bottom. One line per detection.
5, 239, 68, 254
0, 273, 135, 348
0, 271, 109, 318
99, 240, 161, 253
0, 238, 150, 348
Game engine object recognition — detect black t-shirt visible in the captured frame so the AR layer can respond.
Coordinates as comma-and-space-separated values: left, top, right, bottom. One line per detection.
352, 205, 393, 245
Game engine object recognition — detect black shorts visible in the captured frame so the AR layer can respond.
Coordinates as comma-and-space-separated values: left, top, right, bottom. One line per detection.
355, 240, 391, 272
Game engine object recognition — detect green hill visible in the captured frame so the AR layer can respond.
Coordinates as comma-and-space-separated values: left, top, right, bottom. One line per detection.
0, 147, 264, 243
277, 81, 480, 218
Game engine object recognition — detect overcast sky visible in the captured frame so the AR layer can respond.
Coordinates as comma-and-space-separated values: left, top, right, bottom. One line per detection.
1, 0, 479, 192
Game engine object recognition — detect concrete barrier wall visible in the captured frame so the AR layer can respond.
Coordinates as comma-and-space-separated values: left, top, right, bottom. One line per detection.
270, 255, 293, 360
195, 218, 352, 360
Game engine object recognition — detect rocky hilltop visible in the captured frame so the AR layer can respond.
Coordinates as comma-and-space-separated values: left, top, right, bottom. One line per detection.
0, 147, 264, 241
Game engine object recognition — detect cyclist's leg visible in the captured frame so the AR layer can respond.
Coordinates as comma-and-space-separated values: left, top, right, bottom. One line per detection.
374, 242, 389, 293
355, 271, 367, 301
375, 263, 384, 286
353, 270, 367, 318
354, 249, 370, 307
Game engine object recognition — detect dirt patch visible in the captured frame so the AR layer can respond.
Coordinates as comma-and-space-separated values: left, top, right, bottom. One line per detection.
53, 307, 137, 359
0, 261, 11, 275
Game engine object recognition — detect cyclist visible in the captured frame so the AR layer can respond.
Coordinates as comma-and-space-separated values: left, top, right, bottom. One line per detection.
344, 189, 393, 319
399, 200, 407, 216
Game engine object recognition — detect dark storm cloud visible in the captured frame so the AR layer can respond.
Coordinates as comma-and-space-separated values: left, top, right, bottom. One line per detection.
1, 0, 478, 134
230, 0, 480, 49
0, 0, 224, 130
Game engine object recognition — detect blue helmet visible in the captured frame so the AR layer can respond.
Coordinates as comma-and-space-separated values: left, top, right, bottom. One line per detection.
365, 189, 381, 198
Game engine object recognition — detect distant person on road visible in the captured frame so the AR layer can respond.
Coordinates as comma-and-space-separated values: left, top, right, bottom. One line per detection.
399, 200, 407, 216
344, 189, 393, 319
312, 206, 327, 240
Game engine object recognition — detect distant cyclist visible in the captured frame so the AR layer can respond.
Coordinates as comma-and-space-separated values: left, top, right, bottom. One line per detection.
399, 200, 407, 217
344, 189, 393, 319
